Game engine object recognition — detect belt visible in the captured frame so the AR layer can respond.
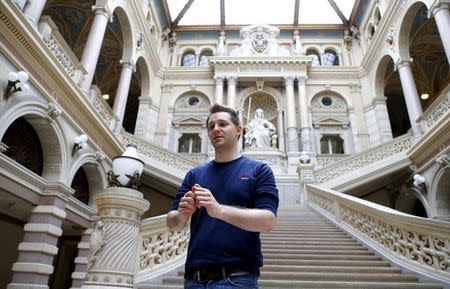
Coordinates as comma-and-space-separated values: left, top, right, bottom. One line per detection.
185, 266, 252, 282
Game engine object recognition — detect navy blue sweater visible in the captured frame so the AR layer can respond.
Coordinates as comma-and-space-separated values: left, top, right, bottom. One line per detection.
170, 156, 279, 275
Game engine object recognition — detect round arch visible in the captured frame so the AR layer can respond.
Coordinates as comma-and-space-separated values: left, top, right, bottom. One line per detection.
396, 186, 430, 217
310, 90, 349, 108
0, 95, 68, 181
429, 165, 450, 220
111, 5, 134, 60
171, 90, 212, 108
238, 86, 283, 110
373, 54, 396, 99
136, 56, 151, 100
397, 1, 430, 58
68, 153, 107, 207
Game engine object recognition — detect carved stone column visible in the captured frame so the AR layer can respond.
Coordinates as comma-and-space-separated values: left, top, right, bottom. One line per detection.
23, 0, 47, 26
155, 83, 173, 147
277, 108, 285, 153
349, 82, 369, 151
82, 187, 149, 289
79, 5, 112, 93
284, 76, 298, 152
113, 59, 135, 132
297, 76, 312, 153
429, 2, 450, 64
227, 76, 237, 109
394, 58, 423, 137
214, 77, 224, 105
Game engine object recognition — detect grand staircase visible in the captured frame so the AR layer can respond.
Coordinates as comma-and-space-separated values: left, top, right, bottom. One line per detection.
137, 206, 443, 289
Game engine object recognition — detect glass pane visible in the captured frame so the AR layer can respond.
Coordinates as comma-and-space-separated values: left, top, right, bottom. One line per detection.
178, 134, 190, 152
320, 136, 330, 154
178, 0, 220, 25
226, 0, 295, 25
323, 50, 338, 66
167, 0, 187, 21
182, 52, 196, 66
299, 0, 342, 24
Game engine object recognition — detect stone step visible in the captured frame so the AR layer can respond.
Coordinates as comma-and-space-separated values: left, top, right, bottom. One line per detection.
263, 259, 392, 267
263, 248, 372, 255
264, 253, 382, 261
262, 244, 365, 250
261, 264, 402, 274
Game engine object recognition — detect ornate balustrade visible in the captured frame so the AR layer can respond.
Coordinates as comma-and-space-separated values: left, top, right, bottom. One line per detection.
316, 154, 348, 168
418, 85, 450, 133
136, 214, 189, 282
38, 16, 86, 84
314, 133, 413, 186
307, 184, 450, 283
118, 133, 198, 182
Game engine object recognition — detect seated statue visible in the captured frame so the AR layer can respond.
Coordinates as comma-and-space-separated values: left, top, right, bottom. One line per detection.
244, 108, 276, 148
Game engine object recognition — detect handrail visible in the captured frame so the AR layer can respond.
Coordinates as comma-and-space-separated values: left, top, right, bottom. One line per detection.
307, 184, 450, 284
136, 214, 189, 282
314, 133, 413, 185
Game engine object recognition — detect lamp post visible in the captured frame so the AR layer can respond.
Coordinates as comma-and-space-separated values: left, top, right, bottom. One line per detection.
82, 144, 149, 289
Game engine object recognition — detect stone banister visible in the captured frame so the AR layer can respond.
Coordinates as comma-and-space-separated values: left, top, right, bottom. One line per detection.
314, 133, 413, 187
38, 16, 87, 84
418, 84, 450, 133
307, 184, 450, 284
136, 214, 189, 283
117, 133, 198, 184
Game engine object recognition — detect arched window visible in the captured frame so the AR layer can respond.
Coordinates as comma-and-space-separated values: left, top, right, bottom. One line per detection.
198, 50, 213, 66
323, 49, 339, 66
306, 49, 321, 66
178, 133, 201, 153
181, 51, 196, 67
371, 25, 376, 37
320, 135, 344, 154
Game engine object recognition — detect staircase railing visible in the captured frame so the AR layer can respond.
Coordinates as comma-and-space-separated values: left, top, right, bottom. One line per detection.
418, 84, 450, 134
314, 133, 413, 187
136, 214, 189, 283
307, 184, 450, 284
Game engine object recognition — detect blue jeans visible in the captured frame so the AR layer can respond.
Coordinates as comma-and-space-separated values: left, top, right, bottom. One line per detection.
184, 274, 259, 288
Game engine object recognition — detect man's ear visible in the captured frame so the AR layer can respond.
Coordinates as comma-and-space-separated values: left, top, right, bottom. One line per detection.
236, 125, 243, 137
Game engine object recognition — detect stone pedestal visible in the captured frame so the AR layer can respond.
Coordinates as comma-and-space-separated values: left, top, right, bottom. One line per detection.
297, 163, 315, 204
81, 187, 149, 289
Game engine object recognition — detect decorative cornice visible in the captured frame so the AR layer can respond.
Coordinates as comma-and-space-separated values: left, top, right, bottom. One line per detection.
210, 56, 313, 66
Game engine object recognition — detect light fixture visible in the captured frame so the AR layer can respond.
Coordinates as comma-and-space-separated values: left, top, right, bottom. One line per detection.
102, 94, 109, 100
4, 71, 30, 99
107, 144, 144, 189
299, 151, 311, 164
72, 134, 88, 156
413, 173, 426, 188
420, 93, 429, 100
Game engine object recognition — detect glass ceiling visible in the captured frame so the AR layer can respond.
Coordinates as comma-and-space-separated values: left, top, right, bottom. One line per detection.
166, 0, 356, 27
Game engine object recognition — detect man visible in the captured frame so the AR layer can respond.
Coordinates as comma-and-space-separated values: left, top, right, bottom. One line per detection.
167, 104, 279, 289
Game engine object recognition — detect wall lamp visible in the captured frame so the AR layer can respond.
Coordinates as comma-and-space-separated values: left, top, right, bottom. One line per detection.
5, 71, 30, 99
413, 173, 426, 189
72, 134, 88, 156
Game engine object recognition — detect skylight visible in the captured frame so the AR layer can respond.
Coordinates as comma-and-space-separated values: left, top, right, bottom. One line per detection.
166, 0, 356, 27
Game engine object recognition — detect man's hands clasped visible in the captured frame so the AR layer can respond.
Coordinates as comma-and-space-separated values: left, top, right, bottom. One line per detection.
178, 184, 223, 220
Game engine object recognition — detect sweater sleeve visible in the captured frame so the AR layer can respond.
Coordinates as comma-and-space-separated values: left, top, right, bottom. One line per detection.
253, 164, 279, 216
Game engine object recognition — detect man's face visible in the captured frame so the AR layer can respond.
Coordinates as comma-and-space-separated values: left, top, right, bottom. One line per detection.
207, 112, 241, 149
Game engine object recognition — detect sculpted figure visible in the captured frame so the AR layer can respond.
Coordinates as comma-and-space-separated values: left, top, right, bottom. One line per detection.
244, 108, 276, 148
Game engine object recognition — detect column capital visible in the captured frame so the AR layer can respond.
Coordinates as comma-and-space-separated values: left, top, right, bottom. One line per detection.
284, 76, 295, 86
92, 5, 113, 22
120, 59, 135, 69
226, 75, 238, 86
297, 76, 308, 84
428, 1, 450, 18
394, 57, 413, 71
161, 83, 173, 93
277, 108, 284, 113
349, 82, 362, 92
214, 76, 225, 85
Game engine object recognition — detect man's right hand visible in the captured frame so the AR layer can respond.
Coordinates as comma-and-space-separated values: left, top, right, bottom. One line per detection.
178, 191, 197, 220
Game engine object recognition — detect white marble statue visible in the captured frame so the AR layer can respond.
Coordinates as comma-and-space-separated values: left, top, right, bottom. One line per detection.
245, 108, 276, 148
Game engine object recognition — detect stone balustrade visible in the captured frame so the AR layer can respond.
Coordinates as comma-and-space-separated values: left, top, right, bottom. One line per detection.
38, 16, 86, 83
307, 184, 450, 284
316, 154, 348, 168
418, 84, 450, 133
314, 133, 413, 185
117, 133, 198, 181
136, 214, 189, 282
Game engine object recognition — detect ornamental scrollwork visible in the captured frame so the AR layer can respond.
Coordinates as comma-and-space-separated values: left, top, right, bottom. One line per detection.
140, 225, 190, 270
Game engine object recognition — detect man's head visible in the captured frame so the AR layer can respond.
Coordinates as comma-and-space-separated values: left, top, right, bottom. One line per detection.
206, 104, 242, 149
206, 104, 240, 127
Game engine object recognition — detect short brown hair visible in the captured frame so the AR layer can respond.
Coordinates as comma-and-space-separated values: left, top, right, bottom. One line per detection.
206, 104, 240, 128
